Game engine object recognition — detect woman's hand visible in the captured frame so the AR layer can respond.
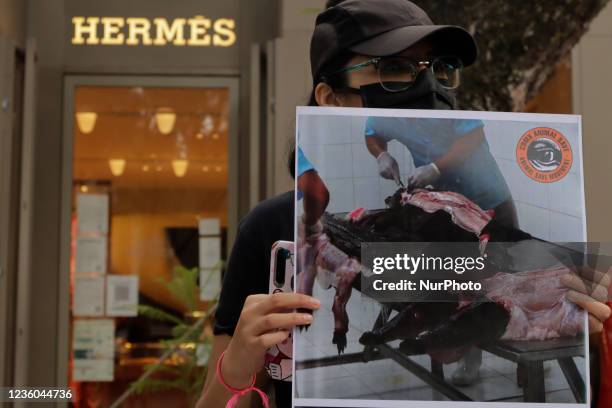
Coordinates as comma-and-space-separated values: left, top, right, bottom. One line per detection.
221, 293, 320, 388
561, 266, 611, 334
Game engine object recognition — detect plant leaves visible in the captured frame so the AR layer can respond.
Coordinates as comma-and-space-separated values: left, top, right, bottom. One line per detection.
138, 305, 183, 325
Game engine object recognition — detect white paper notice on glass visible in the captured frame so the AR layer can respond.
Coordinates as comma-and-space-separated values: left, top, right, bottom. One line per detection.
73, 276, 105, 317
73, 319, 114, 382
106, 275, 139, 317
77, 193, 109, 234
75, 236, 107, 273
200, 268, 221, 301
199, 237, 221, 269
199, 217, 221, 236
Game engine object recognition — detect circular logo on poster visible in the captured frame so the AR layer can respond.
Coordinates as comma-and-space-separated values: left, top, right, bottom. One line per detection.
516, 127, 573, 183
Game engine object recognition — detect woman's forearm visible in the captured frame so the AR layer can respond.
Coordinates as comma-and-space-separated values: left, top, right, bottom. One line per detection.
198, 374, 248, 408
198, 336, 261, 408
198, 373, 267, 408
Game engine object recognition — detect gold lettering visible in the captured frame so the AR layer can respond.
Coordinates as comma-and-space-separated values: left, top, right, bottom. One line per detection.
125, 18, 152, 45
100, 17, 125, 45
71, 16, 237, 47
72, 17, 100, 45
213, 18, 236, 47
188, 15, 211, 46
153, 18, 186, 46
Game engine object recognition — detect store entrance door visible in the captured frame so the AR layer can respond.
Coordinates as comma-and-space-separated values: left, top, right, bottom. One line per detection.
59, 76, 238, 406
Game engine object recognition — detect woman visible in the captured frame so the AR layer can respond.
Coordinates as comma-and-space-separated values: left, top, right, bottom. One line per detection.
198, 1, 610, 406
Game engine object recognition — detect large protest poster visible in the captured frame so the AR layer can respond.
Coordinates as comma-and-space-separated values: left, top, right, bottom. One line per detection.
293, 107, 592, 407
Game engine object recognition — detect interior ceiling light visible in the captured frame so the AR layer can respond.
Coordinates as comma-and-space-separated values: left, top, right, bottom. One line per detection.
155, 108, 177, 135
172, 159, 188, 178
108, 159, 126, 177
202, 165, 209, 172
131, 87, 144, 96
76, 112, 97, 134
202, 114, 214, 135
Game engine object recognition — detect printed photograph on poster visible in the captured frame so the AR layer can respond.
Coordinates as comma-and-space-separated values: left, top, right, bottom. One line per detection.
75, 236, 107, 273
73, 275, 105, 317
73, 319, 114, 382
76, 193, 109, 235
293, 107, 590, 408
106, 275, 139, 317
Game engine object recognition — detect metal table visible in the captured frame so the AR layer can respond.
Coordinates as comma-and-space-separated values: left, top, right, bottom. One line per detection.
297, 309, 586, 403
482, 338, 586, 403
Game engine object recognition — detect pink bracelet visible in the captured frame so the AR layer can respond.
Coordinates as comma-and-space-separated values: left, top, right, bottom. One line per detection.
216, 351, 270, 408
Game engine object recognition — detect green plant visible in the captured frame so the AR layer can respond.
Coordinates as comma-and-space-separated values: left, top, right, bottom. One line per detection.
116, 264, 222, 407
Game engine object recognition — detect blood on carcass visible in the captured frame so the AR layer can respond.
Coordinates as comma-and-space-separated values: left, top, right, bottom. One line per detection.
399, 189, 492, 237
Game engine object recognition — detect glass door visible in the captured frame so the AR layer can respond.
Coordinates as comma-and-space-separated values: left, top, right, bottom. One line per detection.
60, 78, 237, 407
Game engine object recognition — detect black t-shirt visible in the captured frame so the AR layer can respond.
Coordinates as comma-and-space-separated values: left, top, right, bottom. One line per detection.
214, 190, 294, 407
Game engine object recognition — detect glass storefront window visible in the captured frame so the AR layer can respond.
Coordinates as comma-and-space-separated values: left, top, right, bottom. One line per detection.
68, 85, 230, 406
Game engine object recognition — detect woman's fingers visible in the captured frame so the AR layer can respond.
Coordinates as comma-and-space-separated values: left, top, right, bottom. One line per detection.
256, 292, 321, 314
561, 272, 609, 303
588, 313, 604, 334
244, 294, 270, 306
254, 312, 313, 333
567, 289, 611, 322
574, 266, 611, 289
257, 330, 291, 349
563, 266, 610, 286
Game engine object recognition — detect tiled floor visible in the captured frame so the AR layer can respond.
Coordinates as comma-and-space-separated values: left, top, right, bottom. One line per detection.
294, 285, 587, 403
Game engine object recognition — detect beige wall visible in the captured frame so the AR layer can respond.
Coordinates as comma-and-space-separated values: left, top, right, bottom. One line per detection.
572, 2, 612, 241
0, 0, 25, 47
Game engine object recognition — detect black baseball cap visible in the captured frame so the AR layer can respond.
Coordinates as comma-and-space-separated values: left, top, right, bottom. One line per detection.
310, 0, 478, 82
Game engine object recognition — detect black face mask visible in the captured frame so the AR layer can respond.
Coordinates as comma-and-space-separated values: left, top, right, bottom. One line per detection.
353, 70, 457, 110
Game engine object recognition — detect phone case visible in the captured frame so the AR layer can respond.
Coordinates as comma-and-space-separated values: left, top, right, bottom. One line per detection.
264, 240, 295, 382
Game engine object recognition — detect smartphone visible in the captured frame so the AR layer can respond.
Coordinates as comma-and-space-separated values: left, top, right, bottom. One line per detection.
263, 240, 294, 382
